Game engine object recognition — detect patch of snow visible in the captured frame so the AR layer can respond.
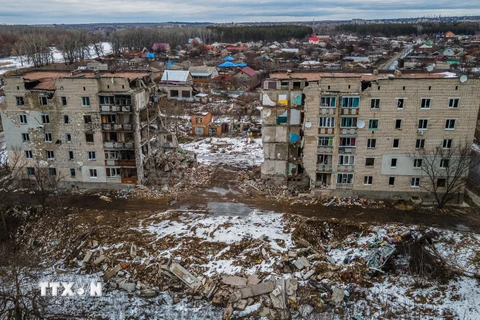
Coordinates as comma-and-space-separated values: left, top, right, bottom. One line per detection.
181, 137, 263, 168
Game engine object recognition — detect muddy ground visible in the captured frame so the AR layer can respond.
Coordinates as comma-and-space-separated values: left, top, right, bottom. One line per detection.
12, 167, 480, 233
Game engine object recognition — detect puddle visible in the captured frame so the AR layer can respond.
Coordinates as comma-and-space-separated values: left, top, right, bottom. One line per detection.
206, 187, 239, 195
207, 202, 251, 216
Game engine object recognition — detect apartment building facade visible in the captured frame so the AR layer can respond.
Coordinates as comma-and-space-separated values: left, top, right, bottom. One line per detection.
261, 71, 480, 201
0, 70, 160, 187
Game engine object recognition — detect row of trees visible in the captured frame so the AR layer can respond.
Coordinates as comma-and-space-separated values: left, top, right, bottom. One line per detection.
337, 22, 480, 37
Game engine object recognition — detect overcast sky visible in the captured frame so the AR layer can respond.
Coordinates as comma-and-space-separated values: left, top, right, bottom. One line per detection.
0, 0, 479, 24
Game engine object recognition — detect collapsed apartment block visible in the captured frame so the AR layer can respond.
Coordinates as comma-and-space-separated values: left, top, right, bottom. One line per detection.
261, 71, 480, 201
0, 69, 176, 187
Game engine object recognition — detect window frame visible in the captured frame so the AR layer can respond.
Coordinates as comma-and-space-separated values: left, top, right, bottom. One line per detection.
416, 139, 425, 150
340, 117, 357, 128
44, 133, 53, 142
448, 98, 459, 109
88, 151, 96, 161
16, 96, 25, 106
368, 119, 379, 130
395, 119, 402, 129
82, 96, 91, 107
397, 98, 405, 109
413, 158, 423, 168
41, 114, 50, 124
46, 150, 54, 160
392, 139, 400, 149
363, 176, 373, 185
338, 155, 355, 165
411, 177, 420, 188
391, 158, 398, 168
336, 173, 354, 184
420, 98, 431, 109
367, 138, 376, 149
341, 96, 360, 108
318, 136, 334, 147
388, 177, 395, 186
19, 114, 27, 124
370, 98, 380, 109
440, 159, 449, 169
365, 157, 375, 167
443, 139, 452, 149
320, 96, 336, 108
22, 133, 30, 142
445, 118, 456, 130
25, 150, 33, 159
418, 119, 429, 130
319, 116, 335, 128
89, 169, 98, 178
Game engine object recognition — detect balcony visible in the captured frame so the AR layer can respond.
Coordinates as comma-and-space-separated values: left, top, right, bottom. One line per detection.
100, 105, 132, 113
102, 123, 134, 131
317, 146, 333, 153
340, 128, 356, 135
105, 160, 136, 167
338, 147, 356, 154
317, 164, 332, 172
121, 177, 137, 184
337, 165, 355, 172
341, 108, 359, 115
318, 128, 335, 135
320, 108, 335, 115
336, 183, 353, 190
103, 142, 134, 149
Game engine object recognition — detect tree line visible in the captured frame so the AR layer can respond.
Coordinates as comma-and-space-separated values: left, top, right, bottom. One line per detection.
336, 22, 480, 37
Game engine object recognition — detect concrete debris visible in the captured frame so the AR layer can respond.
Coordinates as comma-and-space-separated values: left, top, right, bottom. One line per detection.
99, 195, 112, 202
299, 304, 314, 318
169, 263, 201, 289
247, 274, 261, 286
240, 281, 275, 299
103, 264, 122, 281
139, 289, 158, 298
119, 282, 136, 292
93, 255, 106, 265
130, 244, 137, 258
223, 303, 233, 320
234, 299, 248, 311
82, 251, 92, 264
294, 256, 311, 270
331, 287, 345, 305
221, 275, 247, 287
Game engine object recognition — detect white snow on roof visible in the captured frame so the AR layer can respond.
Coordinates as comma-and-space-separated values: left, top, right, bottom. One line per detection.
161, 70, 190, 82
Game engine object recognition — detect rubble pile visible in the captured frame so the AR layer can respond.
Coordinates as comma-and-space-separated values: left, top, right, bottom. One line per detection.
14, 207, 480, 319
143, 149, 197, 185
323, 196, 386, 208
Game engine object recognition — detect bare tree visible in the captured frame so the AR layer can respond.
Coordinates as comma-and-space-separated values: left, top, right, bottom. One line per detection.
0, 147, 26, 236
0, 244, 47, 319
29, 161, 65, 214
409, 140, 478, 208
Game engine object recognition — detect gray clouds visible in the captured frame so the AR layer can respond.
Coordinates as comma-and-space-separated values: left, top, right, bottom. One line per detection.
0, 0, 479, 24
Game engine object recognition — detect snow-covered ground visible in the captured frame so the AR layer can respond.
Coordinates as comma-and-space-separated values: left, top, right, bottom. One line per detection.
12, 205, 480, 319
0, 42, 112, 75
181, 137, 263, 168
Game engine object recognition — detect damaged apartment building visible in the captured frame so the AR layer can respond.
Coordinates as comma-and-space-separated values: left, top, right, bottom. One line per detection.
0, 69, 177, 187
261, 71, 480, 201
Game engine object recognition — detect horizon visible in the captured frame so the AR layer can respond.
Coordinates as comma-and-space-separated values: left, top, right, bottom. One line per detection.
1, 0, 480, 25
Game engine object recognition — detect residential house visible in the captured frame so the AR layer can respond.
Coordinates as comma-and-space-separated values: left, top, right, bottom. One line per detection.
191, 112, 230, 136
188, 66, 219, 85
159, 70, 194, 101
232, 66, 260, 89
